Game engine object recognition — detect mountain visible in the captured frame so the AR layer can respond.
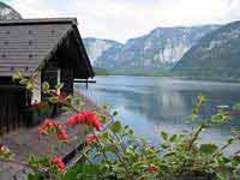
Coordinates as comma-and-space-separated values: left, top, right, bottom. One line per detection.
83, 25, 220, 74
83, 38, 123, 65
174, 21, 240, 81
0, 2, 22, 20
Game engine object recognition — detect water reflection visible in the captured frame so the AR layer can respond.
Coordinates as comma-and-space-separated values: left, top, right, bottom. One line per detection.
76, 76, 240, 152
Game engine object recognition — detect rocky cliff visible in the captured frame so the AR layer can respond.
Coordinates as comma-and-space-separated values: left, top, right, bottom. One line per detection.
174, 21, 240, 81
84, 25, 219, 73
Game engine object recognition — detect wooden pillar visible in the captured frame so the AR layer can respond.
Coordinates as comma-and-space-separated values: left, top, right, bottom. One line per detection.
57, 68, 61, 94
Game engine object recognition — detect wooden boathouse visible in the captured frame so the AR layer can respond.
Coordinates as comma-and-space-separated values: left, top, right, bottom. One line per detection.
0, 18, 94, 133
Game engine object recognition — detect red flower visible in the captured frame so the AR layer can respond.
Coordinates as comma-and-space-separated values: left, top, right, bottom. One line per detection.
57, 129, 68, 142
84, 112, 101, 131
37, 119, 58, 135
0, 144, 6, 153
84, 134, 99, 145
66, 111, 101, 131
37, 127, 48, 136
51, 91, 67, 101
51, 156, 65, 172
0, 144, 11, 158
65, 113, 84, 127
38, 119, 69, 142
147, 165, 158, 173
59, 92, 67, 101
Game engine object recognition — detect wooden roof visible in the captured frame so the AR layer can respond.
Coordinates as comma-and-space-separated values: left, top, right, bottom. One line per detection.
0, 18, 94, 78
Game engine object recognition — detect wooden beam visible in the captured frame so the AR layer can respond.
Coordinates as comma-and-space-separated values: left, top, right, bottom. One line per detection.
74, 79, 96, 89
74, 79, 96, 83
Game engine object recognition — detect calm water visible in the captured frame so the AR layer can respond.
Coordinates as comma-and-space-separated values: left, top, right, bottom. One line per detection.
76, 76, 240, 154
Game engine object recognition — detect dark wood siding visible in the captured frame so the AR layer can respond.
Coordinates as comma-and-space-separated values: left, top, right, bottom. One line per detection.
41, 61, 59, 86
0, 86, 26, 134
61, 65, 74, 94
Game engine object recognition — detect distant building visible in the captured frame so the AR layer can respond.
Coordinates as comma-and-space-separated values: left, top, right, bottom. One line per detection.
0, 18, 94, 133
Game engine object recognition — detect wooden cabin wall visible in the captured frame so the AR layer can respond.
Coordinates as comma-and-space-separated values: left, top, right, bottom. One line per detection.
61, 65, 74, 95
41, 61, 59, 100
41, 61, 58, 86
0, 86, 26, 134
56, 36, 75, 95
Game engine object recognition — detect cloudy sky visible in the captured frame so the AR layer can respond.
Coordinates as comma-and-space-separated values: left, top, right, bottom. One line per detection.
2, 0, 240, 43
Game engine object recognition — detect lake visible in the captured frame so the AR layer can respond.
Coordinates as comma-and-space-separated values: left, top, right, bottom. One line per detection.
76, 76, 240, 154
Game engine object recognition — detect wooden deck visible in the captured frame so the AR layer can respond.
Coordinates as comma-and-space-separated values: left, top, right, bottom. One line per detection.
0, 91, 109, 179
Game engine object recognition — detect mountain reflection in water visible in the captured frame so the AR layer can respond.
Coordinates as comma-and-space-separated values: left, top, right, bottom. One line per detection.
76, 76, 240, 154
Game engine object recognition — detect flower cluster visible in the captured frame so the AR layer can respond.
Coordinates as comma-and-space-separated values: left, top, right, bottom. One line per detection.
0, 144, 8, 154
51, 156, 65, 172
56, 128, 68, 142
51, 91, 67, 101
0, 144, 14, 160
147, 165, 158, 173
66, 111, 101, 131
37, 119, 68, 142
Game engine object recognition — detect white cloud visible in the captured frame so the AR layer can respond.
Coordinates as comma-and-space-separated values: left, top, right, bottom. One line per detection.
4, 0, 240, 43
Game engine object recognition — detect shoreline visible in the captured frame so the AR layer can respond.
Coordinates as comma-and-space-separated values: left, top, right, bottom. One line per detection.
95, 74, 240, 84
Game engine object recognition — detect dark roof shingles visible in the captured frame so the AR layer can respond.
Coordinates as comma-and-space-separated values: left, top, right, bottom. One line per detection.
0, 18, 94, 78
0, 21, 71, 76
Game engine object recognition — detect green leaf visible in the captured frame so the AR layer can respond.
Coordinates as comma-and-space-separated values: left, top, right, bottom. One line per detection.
42, 81, 50, 93
169, 134, 177, 142
27, 173, 43, 180
160, 131, 168, 141
12, 74, 19, 81
197, 95, 206, 104
104, 145, 118, 152
19, 78, 29, 85
26, 81, 34, 91
112, 111, 118, 116
49, 97, 59, 104
160, 143, 168, 149
163, 151, 176, 157
128, 129, 134, 135
12, 71, 23, 81
60, 106, 70, 113
55, 83, 64, 90
226, 137, 235, 145
101, 132, 109, 139
75, 96, 83, 110
233, 103, 240, 111
211, 111, 230, 123
110, 121, 122, 133
232, 155, 240, 167
63, 164, 100, 180
199, 144, 218, 155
